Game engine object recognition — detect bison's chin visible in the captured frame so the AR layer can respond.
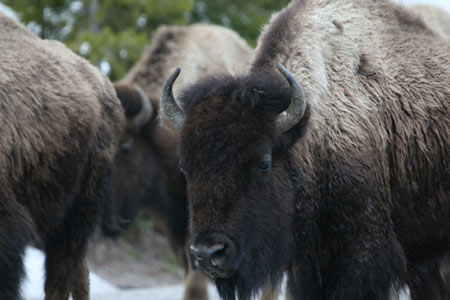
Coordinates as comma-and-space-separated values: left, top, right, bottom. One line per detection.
200, 267, 235, 279
214, 256, 286, 300
214, 232, 292, 300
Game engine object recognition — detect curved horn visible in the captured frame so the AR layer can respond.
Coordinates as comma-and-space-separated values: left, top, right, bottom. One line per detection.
161, 67, 185, 130
130, 84, 154, 129
275, 62, 307, 132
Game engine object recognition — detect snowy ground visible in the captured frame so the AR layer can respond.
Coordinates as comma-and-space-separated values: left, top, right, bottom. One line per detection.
23, 247, 118, 300
23, 247, 412, 300
23, 247, 221, 300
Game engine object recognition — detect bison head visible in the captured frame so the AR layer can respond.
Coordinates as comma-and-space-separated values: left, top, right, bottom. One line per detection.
103, 83, 186, 237
161, 64, 310, 300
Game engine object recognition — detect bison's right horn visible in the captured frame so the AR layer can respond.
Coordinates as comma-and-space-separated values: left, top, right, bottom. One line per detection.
131, 84, 154, 129
161, 67, 185, 130
275, 63, 307, 133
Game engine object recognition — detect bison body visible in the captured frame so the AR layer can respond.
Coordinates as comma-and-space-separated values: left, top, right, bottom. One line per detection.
110, 24, 252, 299
407, 4, 450, 294
0, 13, 123, 300
161, 0, 450, 300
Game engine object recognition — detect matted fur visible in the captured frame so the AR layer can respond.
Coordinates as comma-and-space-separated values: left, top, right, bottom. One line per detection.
109, 24, 252, 300
406, 4, 450, 292
171, 0, 450, 299
0, 13, 124, 300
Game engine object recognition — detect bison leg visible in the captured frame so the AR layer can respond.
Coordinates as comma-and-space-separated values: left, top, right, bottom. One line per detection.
42, 194, 94, 300
180, 235, 210, 300
43, 215, 91, 300
260, 284, 281, 300
70, 259, 90, 300
183, 270, 209, 300
443, 254, 450, 291
0, 200, 29, 300
44, 165, 112, 300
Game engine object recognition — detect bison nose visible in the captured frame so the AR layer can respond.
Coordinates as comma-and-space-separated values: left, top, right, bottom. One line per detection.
189, 243, 225, 262
189, 234, 237, 278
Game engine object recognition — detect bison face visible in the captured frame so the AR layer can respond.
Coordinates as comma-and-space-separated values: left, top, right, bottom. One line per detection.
112, 129, 163, 227
103, 83, 180, 236
165, 65, 310, 300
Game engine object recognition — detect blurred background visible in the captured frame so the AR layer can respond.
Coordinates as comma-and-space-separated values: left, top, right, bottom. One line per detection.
2, 0, 447, 82
0, 0, 291, 81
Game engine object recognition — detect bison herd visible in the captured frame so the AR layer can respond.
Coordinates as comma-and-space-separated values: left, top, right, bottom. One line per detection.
0, 0, 449, 300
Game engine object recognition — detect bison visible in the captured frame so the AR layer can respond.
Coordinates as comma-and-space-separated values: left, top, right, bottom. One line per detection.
109, 24, 252, 299
408, 4, 450, 294
160, 0, 450, 299
0, 13, 124, 300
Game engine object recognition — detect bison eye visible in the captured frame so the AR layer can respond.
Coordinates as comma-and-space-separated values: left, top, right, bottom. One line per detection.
257, 155, 272, 173
119, 142, 132, 155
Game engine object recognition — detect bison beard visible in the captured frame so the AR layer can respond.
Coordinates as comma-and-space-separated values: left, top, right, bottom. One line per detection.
213, 203, 293, 300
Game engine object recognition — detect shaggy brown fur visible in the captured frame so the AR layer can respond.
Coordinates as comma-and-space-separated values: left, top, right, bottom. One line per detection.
109, 24, 252, 300
165, 0, 450, 299
406, 4, 450, 294
0, 13, 124, 300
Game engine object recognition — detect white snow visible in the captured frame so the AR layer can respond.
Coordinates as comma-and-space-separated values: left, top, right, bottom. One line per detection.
22, 246, 409, 300
23, 247, 118, 300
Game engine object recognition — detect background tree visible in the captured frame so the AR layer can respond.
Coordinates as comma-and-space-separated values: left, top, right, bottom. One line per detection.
190, 0, 289, 45
1, 0, 289, 81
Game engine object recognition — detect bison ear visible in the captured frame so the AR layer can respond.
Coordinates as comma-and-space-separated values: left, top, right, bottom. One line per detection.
114, 83, 155, 130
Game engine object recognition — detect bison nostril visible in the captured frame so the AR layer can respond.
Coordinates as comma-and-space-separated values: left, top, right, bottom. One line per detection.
208, 243, 225, 255
189, 242, 226, 262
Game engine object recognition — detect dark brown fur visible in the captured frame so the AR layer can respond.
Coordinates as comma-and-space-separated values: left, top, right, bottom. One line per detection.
0, 13, 124, 300
172, 1, 450, 299
108, 24, 252, 300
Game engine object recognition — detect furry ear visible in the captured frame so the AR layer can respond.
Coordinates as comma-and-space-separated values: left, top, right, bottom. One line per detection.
114, 83, 156, 131
114, 83, 145, 119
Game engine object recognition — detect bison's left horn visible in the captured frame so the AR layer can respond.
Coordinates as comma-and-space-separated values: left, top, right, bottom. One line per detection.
131, 84, 154, 129
161, 67, 185, 130
275, 63, 307, 133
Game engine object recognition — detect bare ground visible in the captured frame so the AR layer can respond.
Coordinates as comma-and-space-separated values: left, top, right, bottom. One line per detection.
87, 221, 184, 289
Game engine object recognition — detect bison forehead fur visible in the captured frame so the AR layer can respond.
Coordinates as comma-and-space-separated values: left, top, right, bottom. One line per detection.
174, 0, 450, 300
0, 12, 124, 300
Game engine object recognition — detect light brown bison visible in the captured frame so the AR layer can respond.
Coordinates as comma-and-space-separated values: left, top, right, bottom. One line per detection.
109, 24, 252, 299
0, 13, 124, 300
161, 0, 450, 299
